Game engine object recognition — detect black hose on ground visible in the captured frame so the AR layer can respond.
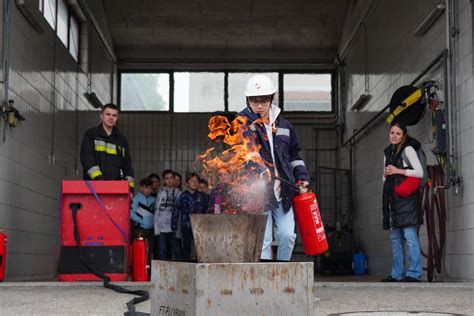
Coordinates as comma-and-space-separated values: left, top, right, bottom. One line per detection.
69, 203, 150, 316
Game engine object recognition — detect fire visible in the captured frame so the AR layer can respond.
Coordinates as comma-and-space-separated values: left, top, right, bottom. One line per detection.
207, 116, 230, 142
195, 115, 271, 214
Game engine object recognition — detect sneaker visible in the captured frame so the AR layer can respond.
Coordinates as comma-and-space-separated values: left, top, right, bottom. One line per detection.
402, 276, 421, 282
380, 275, 400, 282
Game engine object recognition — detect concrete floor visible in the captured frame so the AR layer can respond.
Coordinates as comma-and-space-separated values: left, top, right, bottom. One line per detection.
0, 278, 472, 315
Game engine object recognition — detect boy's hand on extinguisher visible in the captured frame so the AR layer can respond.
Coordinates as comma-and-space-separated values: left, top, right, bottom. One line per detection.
258, 168, 272, 183
296, 180, 310, 188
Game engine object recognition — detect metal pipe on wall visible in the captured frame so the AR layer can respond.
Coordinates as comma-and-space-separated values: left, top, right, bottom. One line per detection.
338, 0, 379, 60
1, 0, 12, 143
48, 1, 60, 165
336, 61, 346, 145
444, 0, 460, 192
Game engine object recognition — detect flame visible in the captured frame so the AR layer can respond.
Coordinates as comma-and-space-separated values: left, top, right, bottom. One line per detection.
195, 115, 271, 214
207, 116, 230, 142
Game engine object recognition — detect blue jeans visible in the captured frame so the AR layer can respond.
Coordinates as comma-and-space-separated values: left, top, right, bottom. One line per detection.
261, 203, 296, 261
389, 225, 422, 280
158, 232, 182, 260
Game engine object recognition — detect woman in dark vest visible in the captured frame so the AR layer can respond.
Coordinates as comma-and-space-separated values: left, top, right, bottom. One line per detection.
381, 122, 423, 282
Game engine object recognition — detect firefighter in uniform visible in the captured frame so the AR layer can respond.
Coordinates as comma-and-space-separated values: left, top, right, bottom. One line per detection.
80, 103, 135, 191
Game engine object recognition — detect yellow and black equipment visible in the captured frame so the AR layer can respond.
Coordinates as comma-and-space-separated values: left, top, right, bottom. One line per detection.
386, 86, 425, 126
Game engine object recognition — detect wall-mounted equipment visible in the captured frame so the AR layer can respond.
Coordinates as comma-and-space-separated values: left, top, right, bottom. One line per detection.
413, 2, 446, 37
15, 0, 48, 33
350, 94, 371, 111
83, 92, 103, 109
432, 109, 447, 156
2, 100, 25, 128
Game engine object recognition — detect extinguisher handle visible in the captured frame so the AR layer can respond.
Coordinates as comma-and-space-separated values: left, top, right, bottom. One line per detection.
296, 180, 311, 193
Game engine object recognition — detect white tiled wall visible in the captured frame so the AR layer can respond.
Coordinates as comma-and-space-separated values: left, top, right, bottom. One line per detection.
341, 0, 474, 281
0, 2, 115, 280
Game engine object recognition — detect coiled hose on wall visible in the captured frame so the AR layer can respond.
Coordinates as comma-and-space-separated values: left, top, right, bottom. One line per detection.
420, 165, 446, 282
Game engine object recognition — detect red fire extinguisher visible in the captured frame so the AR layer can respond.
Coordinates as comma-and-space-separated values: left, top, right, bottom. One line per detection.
132, 236, 149, 281
0, 229, 7, 282
292, 188, 329, 256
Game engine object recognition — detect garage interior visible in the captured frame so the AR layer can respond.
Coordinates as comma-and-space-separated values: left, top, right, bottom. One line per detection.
0, 0, 472, 285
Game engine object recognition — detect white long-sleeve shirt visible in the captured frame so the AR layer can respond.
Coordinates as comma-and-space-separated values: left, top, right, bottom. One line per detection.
383, 146, 423, 181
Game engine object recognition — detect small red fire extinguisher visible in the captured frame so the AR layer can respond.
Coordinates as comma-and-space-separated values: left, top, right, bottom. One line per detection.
0, 229, 7, 281
132, 236, 149, 281
292, 188, 329, 256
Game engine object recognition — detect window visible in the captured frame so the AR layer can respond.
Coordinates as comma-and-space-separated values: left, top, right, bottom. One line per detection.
39, 0, 81, 62
120, 71, 332, 113
57, 0, 68, 46
40, 0, 56, 30
228, 72, 278, 112
174, 72, 225, 112
121, 73, 170, 111
283, 74, 332, 111
69, 14, 80, 61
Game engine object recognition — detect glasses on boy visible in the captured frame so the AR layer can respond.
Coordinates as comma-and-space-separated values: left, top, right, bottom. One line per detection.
248, 96, 272, 105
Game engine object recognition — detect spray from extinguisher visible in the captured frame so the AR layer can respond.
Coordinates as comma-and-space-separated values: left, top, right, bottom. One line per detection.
274, 176, 329, 256
0, 229, 6, 282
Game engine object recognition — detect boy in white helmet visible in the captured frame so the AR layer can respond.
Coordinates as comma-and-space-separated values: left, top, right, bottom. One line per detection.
238, 74, 310, 261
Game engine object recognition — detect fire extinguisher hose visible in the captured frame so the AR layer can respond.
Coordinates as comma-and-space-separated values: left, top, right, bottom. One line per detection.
69, 203, 149, 316
73, 180, 150, 316
420, 165, 446, 282
273, 175, 302, 191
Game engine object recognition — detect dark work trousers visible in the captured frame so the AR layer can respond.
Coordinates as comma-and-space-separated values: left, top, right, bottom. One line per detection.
182, 231, 194, 261
153, 235, 160, 260
158, 232, 183, 260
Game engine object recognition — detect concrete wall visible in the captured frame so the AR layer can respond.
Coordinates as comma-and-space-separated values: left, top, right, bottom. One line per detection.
0, 0, 115, 280
341, 0, 474, 281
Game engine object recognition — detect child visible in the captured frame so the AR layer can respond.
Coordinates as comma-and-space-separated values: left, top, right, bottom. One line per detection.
154, 169, 183, 260
130, 178, 156, 260
198, 177, 210, 195
174, 172, 183, 190
173, 173, 208, 260
147, 173, 161, 198
207, 166, 231, 214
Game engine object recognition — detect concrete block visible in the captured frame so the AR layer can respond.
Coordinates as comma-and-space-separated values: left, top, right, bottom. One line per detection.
151, 261, 314, 316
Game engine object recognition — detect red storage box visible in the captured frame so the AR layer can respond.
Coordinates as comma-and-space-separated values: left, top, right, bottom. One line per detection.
59, 180, 131, 282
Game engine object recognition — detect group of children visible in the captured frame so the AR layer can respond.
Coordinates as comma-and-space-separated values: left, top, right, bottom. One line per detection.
129, 167, 231, 261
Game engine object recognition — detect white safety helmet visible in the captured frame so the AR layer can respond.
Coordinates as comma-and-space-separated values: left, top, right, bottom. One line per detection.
244, 74, 276, 97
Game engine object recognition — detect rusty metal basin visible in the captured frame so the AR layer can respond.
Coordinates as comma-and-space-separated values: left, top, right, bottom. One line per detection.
190, 214, 267, 263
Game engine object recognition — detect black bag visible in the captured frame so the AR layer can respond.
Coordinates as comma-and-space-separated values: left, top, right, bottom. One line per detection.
387, 86, 426, 126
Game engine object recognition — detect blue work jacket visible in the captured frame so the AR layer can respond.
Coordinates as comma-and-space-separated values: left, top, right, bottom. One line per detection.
238, 105, 310, 213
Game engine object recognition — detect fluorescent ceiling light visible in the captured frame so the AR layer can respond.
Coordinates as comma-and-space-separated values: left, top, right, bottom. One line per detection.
413, 3, 446, 37
350, 94, 371, 111
84, 92, 103, 109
